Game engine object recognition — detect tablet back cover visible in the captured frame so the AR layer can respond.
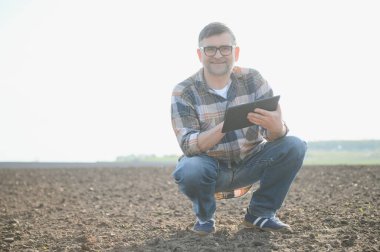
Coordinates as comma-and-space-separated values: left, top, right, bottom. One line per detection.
221, 95, 280, 133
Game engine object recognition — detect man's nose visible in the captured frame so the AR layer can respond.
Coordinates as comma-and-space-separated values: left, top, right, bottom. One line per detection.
213, 49, 223, 58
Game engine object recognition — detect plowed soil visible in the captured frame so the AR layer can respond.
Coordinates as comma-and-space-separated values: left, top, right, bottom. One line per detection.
1, 164, 379, 251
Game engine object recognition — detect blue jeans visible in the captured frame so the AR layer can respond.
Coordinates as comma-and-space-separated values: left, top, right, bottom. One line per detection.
172, 136, 307, 222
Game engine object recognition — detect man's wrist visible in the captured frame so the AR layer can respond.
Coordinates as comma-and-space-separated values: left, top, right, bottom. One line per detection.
279, 121, 289, 139
266, 121, 289, 141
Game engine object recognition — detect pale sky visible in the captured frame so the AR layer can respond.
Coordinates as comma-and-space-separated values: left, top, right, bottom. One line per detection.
1, 0, 379, 162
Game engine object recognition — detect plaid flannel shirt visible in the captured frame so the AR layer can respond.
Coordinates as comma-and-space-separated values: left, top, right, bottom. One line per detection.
171, 66, 274, 168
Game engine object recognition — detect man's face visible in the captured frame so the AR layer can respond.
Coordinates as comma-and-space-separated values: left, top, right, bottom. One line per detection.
197, 32, 240, 77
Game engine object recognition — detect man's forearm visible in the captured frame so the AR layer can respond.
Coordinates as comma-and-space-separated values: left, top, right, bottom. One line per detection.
197, 122, 226, 152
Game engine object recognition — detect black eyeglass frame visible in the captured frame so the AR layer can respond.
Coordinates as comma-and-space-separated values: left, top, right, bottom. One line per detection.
199, 45, 236, 57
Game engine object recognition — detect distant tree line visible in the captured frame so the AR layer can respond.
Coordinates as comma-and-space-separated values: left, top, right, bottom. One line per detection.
115, 154, 179, 163
307, 140, 380, 151
114, 140, 380, 165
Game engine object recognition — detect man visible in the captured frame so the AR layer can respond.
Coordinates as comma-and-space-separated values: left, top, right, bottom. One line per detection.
171, 22, 306, 235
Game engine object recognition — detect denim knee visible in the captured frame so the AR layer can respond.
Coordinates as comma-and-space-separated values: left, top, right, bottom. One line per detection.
172, 155, 218, 192
284, 136, 307, 160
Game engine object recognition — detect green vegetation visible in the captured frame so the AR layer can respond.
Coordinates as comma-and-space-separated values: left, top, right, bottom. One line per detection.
115, 140, 380, 165
306, 140, 380, 152
304, 150, 380, 165
304, 140, 380, 165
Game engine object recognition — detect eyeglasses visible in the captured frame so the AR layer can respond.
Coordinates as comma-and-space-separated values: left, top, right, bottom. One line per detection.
200, 45, 235, 57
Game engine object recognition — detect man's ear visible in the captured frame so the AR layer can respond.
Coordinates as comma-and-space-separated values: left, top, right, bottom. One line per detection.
234, 46, 240, 62
197, 48, 202, 62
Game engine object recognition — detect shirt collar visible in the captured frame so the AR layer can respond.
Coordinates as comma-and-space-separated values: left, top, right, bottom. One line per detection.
194, 68, 237, 92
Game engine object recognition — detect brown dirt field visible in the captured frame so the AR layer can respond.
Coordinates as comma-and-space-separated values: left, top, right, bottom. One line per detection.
0, 165, 379, 252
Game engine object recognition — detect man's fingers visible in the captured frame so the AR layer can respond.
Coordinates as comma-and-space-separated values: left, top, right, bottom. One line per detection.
253, 108, 268, 115
247, 113, 264, 125
247, 112, 261, 119
254, 104, 281, 115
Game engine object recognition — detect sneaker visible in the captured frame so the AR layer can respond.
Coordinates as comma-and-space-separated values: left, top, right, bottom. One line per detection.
190, 219, 216, 236
240, 209, 291, 232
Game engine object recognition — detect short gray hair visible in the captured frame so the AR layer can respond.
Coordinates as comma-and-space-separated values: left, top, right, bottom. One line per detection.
198, 22, 236, 46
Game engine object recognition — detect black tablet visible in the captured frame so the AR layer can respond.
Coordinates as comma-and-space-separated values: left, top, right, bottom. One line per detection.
221, 95, 280, 133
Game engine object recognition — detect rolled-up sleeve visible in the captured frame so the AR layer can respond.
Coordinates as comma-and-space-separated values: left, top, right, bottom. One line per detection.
171, 91, 202, 156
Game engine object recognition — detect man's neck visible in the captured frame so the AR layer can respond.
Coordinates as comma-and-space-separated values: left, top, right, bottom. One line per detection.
203, 70, 231, 90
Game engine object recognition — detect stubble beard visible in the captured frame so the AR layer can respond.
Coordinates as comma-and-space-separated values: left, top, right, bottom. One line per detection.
205, 62, 233, 76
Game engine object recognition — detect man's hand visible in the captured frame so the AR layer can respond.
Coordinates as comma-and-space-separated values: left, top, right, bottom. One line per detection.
197, 122, 226, 152
247, 104, 286, 140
